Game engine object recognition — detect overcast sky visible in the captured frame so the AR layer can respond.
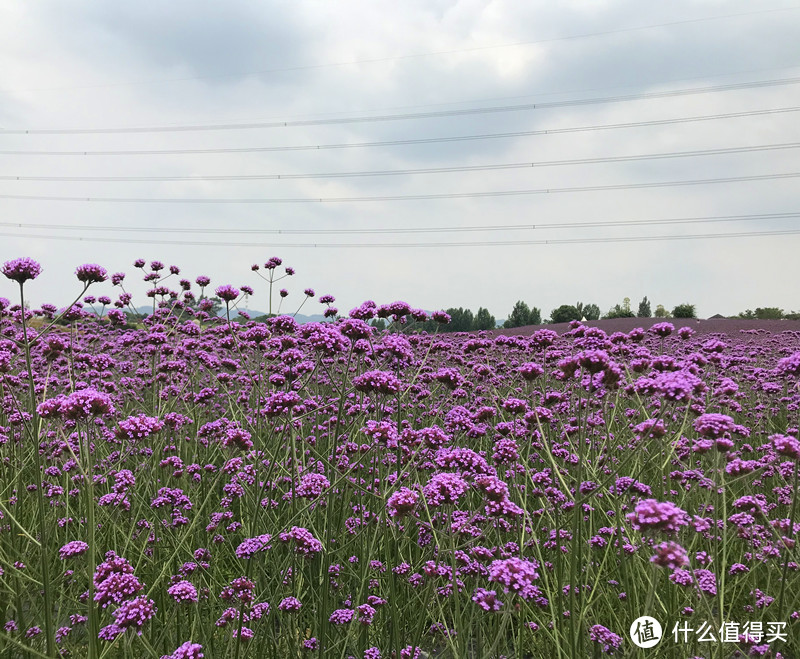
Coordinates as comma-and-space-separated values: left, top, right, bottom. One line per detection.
1, 0, 799, 319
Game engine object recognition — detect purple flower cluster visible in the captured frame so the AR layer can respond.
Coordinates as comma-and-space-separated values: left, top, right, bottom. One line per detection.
627, 499, 689, 535
116, 414, 164, 440
589, 624, 623, 654
59, 540, 89, 559
2, 257, 42, 284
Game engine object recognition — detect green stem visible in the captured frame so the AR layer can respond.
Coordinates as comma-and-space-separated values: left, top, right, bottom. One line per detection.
19, 282, 56, 657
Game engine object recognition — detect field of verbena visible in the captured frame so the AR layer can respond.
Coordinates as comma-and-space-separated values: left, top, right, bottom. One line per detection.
1, 270, 799, 658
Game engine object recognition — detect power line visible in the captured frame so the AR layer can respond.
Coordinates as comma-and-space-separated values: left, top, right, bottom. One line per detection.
4, 5, 797, 93
0, 228, 797, 249
2, 106, 798, 157
4, 108, 800, 157
3, 75, 800, 135
1, 172, 797, 203
1, 212, 796, 236
2, 142, 797, 182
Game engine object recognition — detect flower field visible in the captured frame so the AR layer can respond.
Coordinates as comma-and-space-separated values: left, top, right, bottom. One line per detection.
0, 257, 799, 659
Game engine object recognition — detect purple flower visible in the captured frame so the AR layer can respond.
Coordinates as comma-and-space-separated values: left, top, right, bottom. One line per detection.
472, 588, 503, 612
627, 499, 689, 535
693, 413, 735, 439
95, 572, 144, 607
423, 472, 469, 507
279, 597, 302, 612
518, 362, 544, 381
112, 596, 157, 631
98, 623, 123, 641
487, 558, 541, 600
195, 275, 210, 287
353, 370, 402, 395
2, 257, 42, 284
776, 352, 800, 377
278, 527, 323, 557
772, 433, 800, 460
161, 642, 204, 659
650, 322, 674, 337
296, 473, 330, 499
39, 388, 116, 420
387, 487, 419, 518
167, 581, 198, 603
695, 569, 717, 596
650, 541, 689, 570
328, 608, 354, 625
357, 603, 376, 625
261, 391, 302, 417
59, 541, 89, 559
76, 264, 108, 284
215, 285, 240, 302
235, 534, 272, 559
589, 624, 623, 654
116, 414, 164, 440
222, 427, 253, 451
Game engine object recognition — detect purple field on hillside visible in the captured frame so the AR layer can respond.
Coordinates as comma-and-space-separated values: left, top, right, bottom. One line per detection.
1, 257, 799, 659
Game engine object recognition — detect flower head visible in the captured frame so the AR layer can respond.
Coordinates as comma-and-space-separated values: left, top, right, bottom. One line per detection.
76, 264, 108, 284
3, 258, 42, 284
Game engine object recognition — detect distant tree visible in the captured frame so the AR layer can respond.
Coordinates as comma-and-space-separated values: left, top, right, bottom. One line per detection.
637, 296, 652, 318
672, 303, 696, 319
737, 309, 755, 319
445, 307, 474, 332
370, 318, 387, 331
474, 307, 496, 330
754, 307, 784, 320
785, 310, 800, 320
582, 303, 601, 321
504, 301, 540, 328
550, 304, 581, 324
604, 302, 635, 319
654, 304, 671, 318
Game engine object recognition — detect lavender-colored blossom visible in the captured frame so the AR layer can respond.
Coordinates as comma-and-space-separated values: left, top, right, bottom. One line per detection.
487, 558, 541, 600
627, 499, 689, 535
215, 285, 240, 302
59, 541, 89, 559
279, 597, 302, 612
116, 414, 164, 440
650, 541, 689, 570
329, 608, 354, 625
3, 257, 42, 284
353, 370, 402, 395
112, 596, 157, 631
76, 264, 108, 284
161, 642, 204, 659
472, 588, 503, 611
772, 433, 800, 460
167, 581, 199, 603
589, 625, 623, 654
423, 472, 469, 507
387, 487, 419, 518
235, 534, 272, 559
